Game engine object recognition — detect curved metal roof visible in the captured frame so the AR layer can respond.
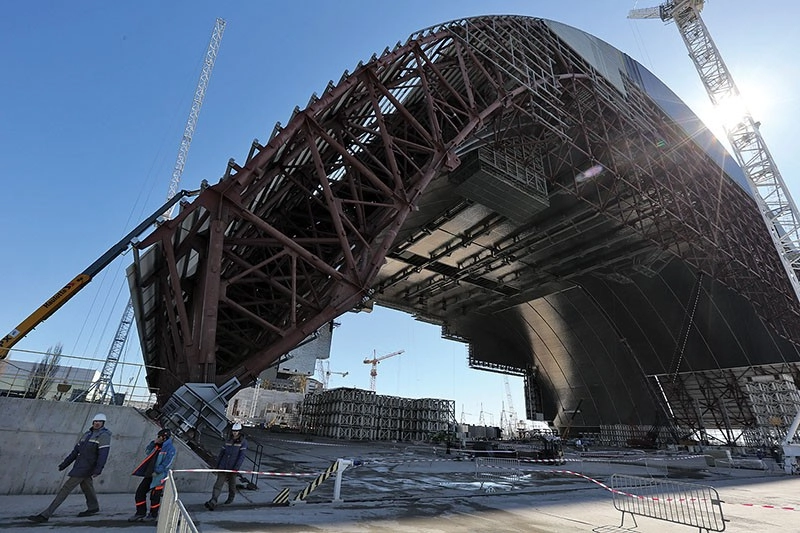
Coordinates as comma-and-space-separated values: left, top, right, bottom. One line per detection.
128, 16, 800, 432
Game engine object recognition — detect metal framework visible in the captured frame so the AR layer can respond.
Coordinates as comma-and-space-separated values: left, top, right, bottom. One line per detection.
630, 0, 800, 453
651, 363, 800, 446
632, 3, 800, 310
128, 16, 800, 410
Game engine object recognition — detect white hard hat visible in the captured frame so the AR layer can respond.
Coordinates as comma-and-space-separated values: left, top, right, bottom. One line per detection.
231, 422, 242, 431
93, 413, 107, 422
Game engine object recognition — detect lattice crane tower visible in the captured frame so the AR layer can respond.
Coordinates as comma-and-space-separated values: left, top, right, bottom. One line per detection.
629, 0, 800, 472
363, 349, 404, 391
629, 2, 800, 308
88, 18, 226, 404
503, 376, 518, 437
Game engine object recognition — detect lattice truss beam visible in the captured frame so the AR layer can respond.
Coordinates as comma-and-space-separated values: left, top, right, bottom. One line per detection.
652, 364, 800, 445
131, 16, 800, 403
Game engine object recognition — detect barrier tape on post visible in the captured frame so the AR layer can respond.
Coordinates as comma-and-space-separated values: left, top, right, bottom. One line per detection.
294, 460, 340, 502
368, 454, 708, 466
174, 462, 797, 512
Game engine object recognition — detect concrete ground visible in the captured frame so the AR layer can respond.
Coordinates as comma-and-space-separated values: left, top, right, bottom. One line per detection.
3, 432, 800, 532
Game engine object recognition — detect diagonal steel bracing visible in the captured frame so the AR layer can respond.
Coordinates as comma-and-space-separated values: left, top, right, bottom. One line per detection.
129, 16, 800, 407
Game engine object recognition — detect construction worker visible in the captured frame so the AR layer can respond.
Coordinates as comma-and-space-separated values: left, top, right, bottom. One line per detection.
128, 428, 176, 522
205, 422, 248, 510
27, 413, 112, 523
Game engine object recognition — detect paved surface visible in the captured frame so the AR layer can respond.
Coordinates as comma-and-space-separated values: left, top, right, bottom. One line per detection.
3, 433, 800, 532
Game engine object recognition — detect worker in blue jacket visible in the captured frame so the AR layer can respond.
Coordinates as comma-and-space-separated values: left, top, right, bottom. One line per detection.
205, 422, 248, 510
128, 428, 176, 522
27, 413, 112, 523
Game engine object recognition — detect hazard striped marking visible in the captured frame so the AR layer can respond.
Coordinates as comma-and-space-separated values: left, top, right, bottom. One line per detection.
294, 460, 340, 502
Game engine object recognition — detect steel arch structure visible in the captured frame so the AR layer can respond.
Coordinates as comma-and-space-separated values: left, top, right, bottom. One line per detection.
130, 16, 800, 432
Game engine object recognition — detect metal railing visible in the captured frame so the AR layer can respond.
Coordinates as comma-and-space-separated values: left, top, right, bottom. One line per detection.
611, 474, 726, 532
475, 457, 521, 491
156, 470, 198, 533
0, 349, 158, 408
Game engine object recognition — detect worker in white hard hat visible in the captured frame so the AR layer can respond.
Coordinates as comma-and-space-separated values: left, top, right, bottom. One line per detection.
204, 422, 248, 510
28, 414, 112, 523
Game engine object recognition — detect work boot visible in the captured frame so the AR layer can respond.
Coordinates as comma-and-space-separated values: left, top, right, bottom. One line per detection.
27, 515, 48, 523
204, 499, 217, 511
77, 508, 99, 517
145, 514, 158, 522
127, 513, 146, 522
224, 495, 235, 505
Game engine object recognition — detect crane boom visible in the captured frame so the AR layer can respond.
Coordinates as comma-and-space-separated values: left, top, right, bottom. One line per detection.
0, 188, 201, 360
630, 0, 800, 472
363, 349, 404, 391
165, 17, 226, 216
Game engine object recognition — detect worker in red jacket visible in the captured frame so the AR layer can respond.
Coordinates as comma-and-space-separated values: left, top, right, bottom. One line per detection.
128, 428, 176, 522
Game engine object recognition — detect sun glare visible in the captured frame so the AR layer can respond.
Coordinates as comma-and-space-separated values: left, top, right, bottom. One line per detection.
712, 93, 748, 130
711, 79, 770, 132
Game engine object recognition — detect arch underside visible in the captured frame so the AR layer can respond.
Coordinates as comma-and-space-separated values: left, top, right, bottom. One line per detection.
129, 16, 800, 433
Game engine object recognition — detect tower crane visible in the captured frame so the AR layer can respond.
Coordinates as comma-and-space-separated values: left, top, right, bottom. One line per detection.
316, 360, 349, 389
629, 0, 800, 476
317, 359, 350, 389
86, 18, 226, 403
503, 376, 518, 439
363, 349, 404, 391
325, 370, 349, 389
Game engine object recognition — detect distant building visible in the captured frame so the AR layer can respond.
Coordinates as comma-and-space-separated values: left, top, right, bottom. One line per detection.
0, 359, 98, 401
227, 385, 306, 428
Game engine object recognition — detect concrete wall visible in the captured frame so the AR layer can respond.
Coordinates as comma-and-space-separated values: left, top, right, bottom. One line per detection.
0, 397, 213, 495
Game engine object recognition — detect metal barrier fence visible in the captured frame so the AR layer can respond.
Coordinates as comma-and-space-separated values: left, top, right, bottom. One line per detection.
611, 474, 726, 532
156, 470, 198, 533
475, 457, 521, 490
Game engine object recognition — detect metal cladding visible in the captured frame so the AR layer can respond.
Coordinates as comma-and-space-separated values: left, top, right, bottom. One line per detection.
128, 15, 800, 437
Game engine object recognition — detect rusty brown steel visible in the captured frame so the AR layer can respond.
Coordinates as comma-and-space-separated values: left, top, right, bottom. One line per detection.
127, 16, 800, 409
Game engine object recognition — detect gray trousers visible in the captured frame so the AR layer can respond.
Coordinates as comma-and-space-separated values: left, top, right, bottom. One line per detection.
210, 472, 237, 502
41, 475, 98, 518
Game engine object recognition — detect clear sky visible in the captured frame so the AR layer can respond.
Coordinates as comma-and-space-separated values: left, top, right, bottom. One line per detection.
2, 1, 798, 426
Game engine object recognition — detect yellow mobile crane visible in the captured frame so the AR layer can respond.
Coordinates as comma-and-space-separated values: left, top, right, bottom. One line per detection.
0, 186, 203, 360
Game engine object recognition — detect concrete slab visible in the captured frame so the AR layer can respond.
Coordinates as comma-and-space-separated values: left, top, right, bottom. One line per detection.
3, 404, 800, 532
0, 397, 213, 494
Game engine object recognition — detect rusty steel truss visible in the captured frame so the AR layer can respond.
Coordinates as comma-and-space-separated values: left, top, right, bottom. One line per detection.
129, 16, 800, 407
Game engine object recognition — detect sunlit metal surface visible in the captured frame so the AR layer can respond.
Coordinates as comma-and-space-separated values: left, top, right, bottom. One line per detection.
129, 16, 800, 435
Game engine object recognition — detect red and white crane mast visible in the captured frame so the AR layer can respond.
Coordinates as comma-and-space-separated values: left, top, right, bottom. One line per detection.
363, 349, 404, 391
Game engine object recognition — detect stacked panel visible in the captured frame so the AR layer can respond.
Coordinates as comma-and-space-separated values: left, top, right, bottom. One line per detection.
300, 388, 455, 441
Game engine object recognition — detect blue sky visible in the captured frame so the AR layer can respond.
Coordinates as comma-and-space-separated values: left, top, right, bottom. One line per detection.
2, 1, 798, 426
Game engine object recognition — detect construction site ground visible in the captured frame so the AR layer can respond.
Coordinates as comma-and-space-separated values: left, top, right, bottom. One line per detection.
3, 430, 800, 532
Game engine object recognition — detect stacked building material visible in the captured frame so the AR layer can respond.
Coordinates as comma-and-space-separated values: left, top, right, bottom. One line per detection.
300, 388, 455, 441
